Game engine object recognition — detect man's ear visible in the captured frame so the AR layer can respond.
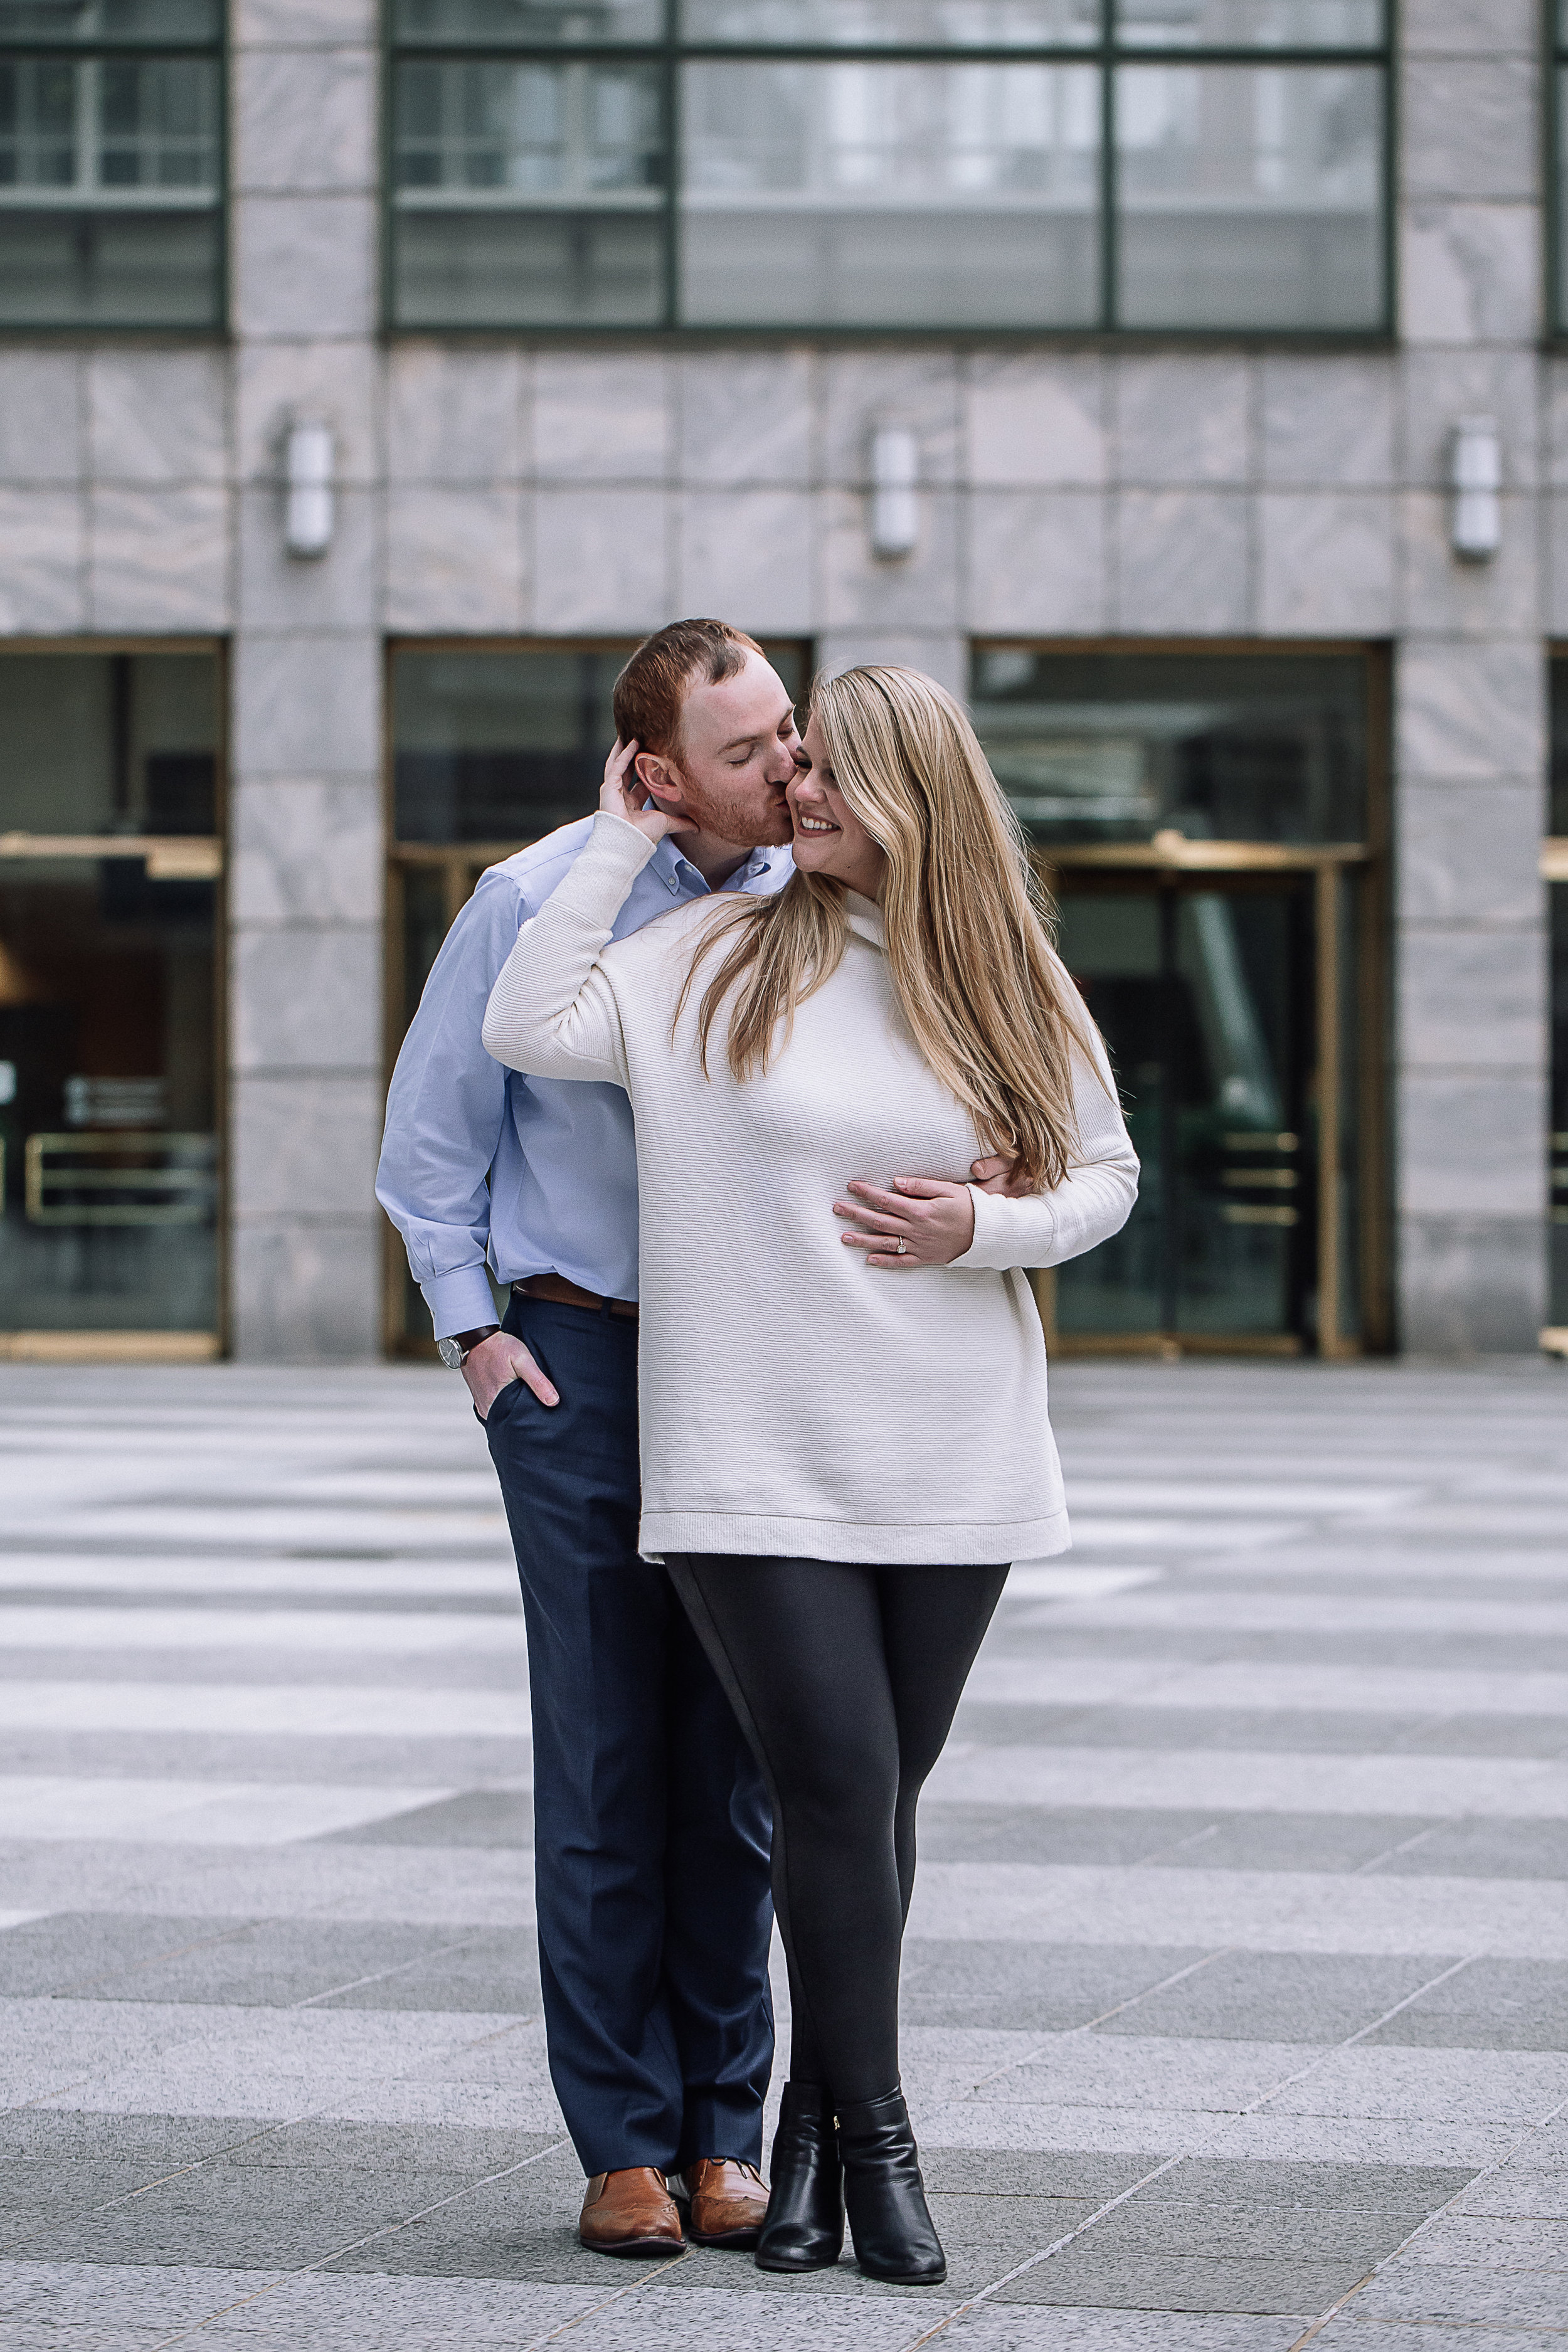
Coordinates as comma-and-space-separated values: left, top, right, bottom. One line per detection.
633, 750, 687, 810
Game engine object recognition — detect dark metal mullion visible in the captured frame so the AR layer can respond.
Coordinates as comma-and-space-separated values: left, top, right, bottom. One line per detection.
1100, 0, 1115, 332
386, 42, 1388, 65
664, 0, 679, 331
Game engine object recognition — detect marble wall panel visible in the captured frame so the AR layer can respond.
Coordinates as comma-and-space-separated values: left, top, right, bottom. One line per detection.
966, 491, 1108, 635
385, 487, 526, 633
532, 488, 669, 630
0, 355, 81, 484
231, 929, 381, 1071
1400, 204, 1540, 347
87, 486, 230, 631
230, 1217, 381, 1362
235, 341, 382, 488
388, 347, 525, 485
231, 1073, 384, 1221
237, 485, 380, 631
1399, 1216, 1547, 1353
823, 352, 961, 489
677, 352, 815, 488
235, 0, 373, 40
815, 632, 966, 697
1544, 364, 1568, 491
533, 356, 669, 483
233, 632, 380, 776
965, 356, 1106, 489
1397, 781, 1548, 927
1258, 493, 1396, 635
1399, 492, 1540, 638
231, 778, 383, 928
86, 353, 228, 486
1402, 0, 1537, 43
234, 196, 377, 339
1396, 640, 1545, 783
675, 491, 814, 634
822, 490, 960, 630
1402, 60, 1539, 204
233, 50, 376, 194
0, 489, 82, 632
1401, 349, 1538, 492
1260, 358, 1396, 489
1111, 355, 1253, 488
1113, 492, 1250, 633
1396, 930, 1548, 1070
1396, 1074, 1548, 1218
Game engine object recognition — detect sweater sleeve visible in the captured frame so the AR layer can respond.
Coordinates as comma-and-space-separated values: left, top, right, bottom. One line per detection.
481, 812, 658, 1088
952, 1022, 1140, 1273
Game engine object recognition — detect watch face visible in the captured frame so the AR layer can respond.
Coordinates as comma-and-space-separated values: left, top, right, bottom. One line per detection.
437, 1337, 465, 1370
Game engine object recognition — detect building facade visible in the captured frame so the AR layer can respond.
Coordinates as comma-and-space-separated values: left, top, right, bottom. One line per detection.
0, 0, 1563, 1362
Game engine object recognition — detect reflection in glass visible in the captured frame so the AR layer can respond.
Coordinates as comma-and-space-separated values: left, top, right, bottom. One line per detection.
1052, 886, 1316, 1342
681, 60, 1099, 325
0, 649, 221, 1340
1115, 1, 1382, 45
394, 649, 630, 844
969, 650, 1368, 845
0, 46, 220, 322
394, 0, 661, 40
391, 56, 665, 322
1115, 63, 1381, 328
0, 1, 220, 41
1552, 885, 1568, 1328
682, 2, 1098, 43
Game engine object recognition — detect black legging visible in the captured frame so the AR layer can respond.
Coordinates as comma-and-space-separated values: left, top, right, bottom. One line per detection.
665, 1555, 1009, 2109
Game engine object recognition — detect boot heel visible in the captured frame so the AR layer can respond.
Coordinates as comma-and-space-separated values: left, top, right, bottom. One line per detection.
755, 2083, 844, 2272
837, 2085, 945, 2285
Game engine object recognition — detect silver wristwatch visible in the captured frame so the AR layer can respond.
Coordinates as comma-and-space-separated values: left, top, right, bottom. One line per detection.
437, 1323, 499, 1370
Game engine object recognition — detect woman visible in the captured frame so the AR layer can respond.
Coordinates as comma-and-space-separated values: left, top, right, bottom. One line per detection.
482, 666, 1137, 2284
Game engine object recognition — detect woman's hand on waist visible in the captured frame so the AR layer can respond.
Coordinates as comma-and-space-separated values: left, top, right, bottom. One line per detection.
834, 1176, 977, 1268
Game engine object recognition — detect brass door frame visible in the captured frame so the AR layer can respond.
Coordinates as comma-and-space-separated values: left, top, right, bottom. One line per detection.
1034, 837, 1376, 1362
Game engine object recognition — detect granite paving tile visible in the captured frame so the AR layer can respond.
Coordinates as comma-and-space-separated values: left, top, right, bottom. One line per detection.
1363, 1959, 1568, 2053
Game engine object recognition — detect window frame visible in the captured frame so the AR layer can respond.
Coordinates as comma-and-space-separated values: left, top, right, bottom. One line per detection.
0, 5, 228, 339
381, 0, 1397, 342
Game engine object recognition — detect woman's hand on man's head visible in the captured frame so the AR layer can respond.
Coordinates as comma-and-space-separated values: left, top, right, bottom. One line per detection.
834, 1177, 977, 1268
600, 736, 697, 845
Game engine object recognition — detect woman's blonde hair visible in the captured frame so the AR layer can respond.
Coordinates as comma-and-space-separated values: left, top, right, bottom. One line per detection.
676, 664, 1098, 1190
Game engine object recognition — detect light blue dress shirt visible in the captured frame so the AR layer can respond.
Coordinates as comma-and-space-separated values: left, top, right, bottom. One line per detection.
376, 816, 791, 1339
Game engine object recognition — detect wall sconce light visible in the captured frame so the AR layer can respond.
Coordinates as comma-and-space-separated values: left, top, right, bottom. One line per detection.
1449, 415, 1500, 563
869, 425, 919, 561
284, 421, 334, 559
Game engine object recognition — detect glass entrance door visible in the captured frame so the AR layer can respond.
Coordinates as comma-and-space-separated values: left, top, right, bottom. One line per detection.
1053, 875, 1320, 1350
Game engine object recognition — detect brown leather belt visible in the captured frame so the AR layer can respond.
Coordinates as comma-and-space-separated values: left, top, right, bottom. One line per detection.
517, 1273, 638, 1322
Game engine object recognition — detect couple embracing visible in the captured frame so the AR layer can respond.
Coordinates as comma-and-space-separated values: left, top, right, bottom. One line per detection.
377, 622, 1137, 2284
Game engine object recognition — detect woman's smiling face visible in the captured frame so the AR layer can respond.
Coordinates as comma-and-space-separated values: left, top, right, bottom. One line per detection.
787, 714, 889, 899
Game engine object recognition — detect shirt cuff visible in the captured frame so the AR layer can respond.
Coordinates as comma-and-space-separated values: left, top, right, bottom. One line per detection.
423, 1264, 504, 1341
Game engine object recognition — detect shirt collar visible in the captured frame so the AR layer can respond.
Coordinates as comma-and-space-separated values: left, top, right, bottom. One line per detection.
650, 836, 773, 898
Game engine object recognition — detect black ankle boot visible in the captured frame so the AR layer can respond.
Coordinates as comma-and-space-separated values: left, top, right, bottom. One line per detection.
837, 2085, 946, 2284
755, 2082, 844, 2272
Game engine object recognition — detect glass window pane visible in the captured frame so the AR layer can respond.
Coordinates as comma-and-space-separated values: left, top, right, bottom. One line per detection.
393, 649, 633, 844
391, 56, 665, 324
681, 2, 1099, 45
967, 647, 1369, 844
681, 60, 1099, 326
0, 204, 220, 322
1115, 63, 1383, 329
1115, 2, 1382, 46
0, 1, 220, 45
393, 0, 662, 43
0, 652, 218, 837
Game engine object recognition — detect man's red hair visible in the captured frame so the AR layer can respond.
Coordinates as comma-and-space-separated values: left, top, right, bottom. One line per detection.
612, 618, 764, 762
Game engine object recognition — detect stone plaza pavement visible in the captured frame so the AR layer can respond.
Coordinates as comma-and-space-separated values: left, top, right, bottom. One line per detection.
1, 1359, 1565, 2352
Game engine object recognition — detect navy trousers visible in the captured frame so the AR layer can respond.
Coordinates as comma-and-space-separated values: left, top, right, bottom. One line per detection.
484, 1291, 775, 2176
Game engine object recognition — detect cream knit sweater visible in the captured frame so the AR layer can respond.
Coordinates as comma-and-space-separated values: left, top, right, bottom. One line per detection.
483, 813, 1138, 1565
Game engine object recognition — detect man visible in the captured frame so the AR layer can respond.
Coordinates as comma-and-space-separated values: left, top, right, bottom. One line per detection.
379, 619, 795, 2257
378, 618, 1015, 2256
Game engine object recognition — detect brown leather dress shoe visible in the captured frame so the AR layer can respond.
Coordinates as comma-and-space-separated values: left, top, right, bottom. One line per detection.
671, 2158, 770, 2249
578, 2168, 685, 2257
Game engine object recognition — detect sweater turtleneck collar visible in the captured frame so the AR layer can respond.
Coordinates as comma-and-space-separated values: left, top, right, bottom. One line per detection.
844, 889, 885, 952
